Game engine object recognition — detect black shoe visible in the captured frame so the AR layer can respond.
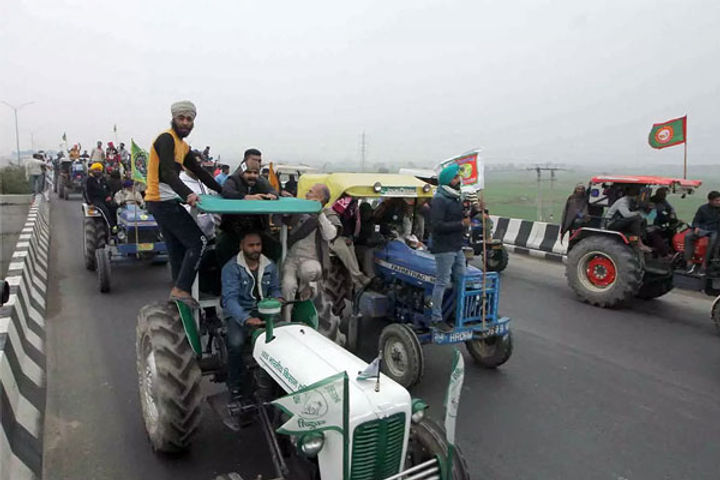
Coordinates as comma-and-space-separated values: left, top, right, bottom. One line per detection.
223, 390, 254, 431
430, 321, 453, 333
686, 264, 697, 274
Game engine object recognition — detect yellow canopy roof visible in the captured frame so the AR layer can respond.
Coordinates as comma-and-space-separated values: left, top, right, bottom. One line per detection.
297, 172, 434, 205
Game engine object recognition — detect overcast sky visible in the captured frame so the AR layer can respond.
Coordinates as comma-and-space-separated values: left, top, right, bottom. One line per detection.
1, 0, 719, 168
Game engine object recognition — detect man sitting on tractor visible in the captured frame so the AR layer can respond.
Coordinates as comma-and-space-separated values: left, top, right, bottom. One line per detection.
221, 231, 283, 414
282, 183, 340, 316
113, 179, 144, 207
685, 190, 720, 274
85, 162, 118, 229
604, 186, 652, 252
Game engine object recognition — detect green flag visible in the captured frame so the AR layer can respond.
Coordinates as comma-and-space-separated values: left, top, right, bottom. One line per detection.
130, 139, 149, 184
649, 116, 686, 149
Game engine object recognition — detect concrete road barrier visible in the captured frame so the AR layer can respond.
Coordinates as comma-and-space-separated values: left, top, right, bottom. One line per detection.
490, 215, 567, 262
0, 196, 50, 480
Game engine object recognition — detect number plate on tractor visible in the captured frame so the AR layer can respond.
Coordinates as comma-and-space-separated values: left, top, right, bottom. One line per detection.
138, 243, 154, 251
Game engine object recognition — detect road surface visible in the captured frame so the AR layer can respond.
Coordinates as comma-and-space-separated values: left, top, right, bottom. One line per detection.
44, 197, 720, 479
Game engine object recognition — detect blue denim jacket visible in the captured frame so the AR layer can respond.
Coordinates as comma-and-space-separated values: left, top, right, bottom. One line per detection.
221, 253, 282, 325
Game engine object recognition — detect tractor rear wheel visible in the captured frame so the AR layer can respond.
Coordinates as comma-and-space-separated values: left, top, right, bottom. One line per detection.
406, 417, 470, 480
465, 331, 513, 368
379, 323, 424, 389
566, 236, 643, 308
96, 246, 111, 293
485, 246, 509, 272
136, 302, 203, 453
83, 218, 98, 270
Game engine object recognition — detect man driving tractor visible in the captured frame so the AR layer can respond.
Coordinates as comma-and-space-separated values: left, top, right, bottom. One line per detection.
85, 162, 118, 229
221, 231, 283, 420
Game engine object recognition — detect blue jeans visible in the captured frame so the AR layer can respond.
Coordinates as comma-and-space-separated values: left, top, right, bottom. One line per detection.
226, 318, 249, 393
29, 174, 42, 194
431, 250, 466, 322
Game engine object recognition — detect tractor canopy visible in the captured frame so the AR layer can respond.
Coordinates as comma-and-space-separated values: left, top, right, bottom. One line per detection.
590, 175, 702, 190
297, 173, 434, 205
196, 194, 322, 215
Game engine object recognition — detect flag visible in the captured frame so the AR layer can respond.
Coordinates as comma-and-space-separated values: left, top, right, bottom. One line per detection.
444, 349, 465, 446
268, 162, 281, 192
272, 371, 348, 436
130, 139, 149, 184
649, 116, 686, 149
62, 132, 67, 142
357, 356, 380, 380
113, 124, 117, 133
435, 149, 484, 191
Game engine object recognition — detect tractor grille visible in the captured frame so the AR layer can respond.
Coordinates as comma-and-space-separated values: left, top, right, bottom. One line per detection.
124, 228, 160, 244
350, 413, 406, 480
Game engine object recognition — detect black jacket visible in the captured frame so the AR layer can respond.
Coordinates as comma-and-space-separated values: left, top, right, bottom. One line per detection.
692, 203, 720, 231
220, 174, 278, 234
429, 188, 465, 254
85, 175, 111, 205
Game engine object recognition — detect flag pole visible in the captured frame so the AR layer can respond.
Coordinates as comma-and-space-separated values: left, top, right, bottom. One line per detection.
683, 140, 687, 180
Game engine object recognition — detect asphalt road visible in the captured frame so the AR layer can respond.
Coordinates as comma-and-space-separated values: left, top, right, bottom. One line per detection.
44, 196, 720, 479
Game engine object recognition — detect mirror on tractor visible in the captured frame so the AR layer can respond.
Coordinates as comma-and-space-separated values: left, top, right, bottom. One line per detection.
1, 280, 9, 306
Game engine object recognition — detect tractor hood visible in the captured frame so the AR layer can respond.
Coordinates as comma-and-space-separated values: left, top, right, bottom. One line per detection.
253, 324, 412, 478
117, 206, 158, 227
253, 324, 410, 411
375, 239, 482, 285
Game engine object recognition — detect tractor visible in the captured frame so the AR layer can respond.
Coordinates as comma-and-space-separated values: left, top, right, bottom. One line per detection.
297, 173, 513, 389
82, 202, 167, 292
58, 158, 87, 200
135, 195, 471, 479
564, 175, 720, 326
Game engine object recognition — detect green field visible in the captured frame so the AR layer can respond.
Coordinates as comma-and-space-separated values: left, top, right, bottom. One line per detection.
483, 166, 720, 224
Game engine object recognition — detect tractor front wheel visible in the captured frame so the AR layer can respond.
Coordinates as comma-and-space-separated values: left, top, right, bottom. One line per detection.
406, 417, 470, 480
712, 296, 720, 333
136, 303, 203, 453
566, 236, 643, 308
636, 275, 674, 300
485, 246, 509, 272
96, 246, 111, 293
465, 331, 513, 368
379, 323, 424, 389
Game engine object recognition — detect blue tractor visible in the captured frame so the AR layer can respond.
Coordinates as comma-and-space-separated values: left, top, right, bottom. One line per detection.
82, 203, 168, 293
297, 172, 513, 389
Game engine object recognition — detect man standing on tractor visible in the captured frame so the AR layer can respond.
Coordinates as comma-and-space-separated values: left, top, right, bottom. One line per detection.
329, 194, 370, 290
85, 162, 118, 229
282, 183, 340, 311
90, 141, 105, 163
144, 101, 223, 309
221, 231, 283, 416
604, 187, 652, 252
429, 164, 469, 333
684, 190, 720, 274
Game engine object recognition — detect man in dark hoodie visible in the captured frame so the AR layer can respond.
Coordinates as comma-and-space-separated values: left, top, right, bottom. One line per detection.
685, 190, 720, 274
429, 164, 469, 332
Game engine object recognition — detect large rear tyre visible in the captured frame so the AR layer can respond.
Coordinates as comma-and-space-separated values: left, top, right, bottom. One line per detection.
712, 296, 720, 333
566, 236, 643, 308
379, 323, 424, 389
465, 330, 513, 368
406, 417, 470, 480
485, 246, 509, 272
136, 303, 203, 453
636, 275, 674, 300
96, 247, 111, 293
83, 218, 98, 270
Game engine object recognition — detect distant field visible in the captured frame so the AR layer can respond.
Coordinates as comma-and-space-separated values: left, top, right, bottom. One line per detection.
483, 166, 720, 224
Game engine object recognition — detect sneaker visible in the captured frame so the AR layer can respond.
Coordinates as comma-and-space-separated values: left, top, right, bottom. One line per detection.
685, 264, 697, 274
430, 321, 453, 333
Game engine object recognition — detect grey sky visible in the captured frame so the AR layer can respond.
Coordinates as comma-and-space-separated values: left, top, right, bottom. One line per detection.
1, 0, 719, 168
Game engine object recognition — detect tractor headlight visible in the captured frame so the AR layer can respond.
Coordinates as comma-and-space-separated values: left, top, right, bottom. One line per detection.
422, 183, 431, 193
411, 398, 428, 424
117, 230, 126, 241
373, 182, 382, 193
298, 432, 325, 457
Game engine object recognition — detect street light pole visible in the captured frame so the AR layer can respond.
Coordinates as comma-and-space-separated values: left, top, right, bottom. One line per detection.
1, 100, 35, 164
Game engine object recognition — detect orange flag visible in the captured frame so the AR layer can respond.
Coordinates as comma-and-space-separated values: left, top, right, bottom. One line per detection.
268, 162, 281, 192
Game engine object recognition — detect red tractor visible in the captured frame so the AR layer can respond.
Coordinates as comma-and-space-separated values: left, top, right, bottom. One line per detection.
564, 175, 720, 326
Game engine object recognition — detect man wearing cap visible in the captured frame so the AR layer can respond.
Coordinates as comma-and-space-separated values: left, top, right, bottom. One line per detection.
145, 100, 222, 308
85, 162, 118, 228
429, 163, 470, 332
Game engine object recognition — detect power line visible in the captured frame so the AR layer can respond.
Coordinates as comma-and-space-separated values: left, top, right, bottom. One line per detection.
526, 164, 566, 221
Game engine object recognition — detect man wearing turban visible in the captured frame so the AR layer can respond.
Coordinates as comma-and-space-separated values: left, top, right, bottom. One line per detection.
144, 100, 222, 308
429, 163, 470, 332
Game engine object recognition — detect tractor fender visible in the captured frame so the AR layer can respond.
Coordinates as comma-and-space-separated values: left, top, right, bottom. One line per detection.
568, 227, 629, 248
82, 202, 103, 218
